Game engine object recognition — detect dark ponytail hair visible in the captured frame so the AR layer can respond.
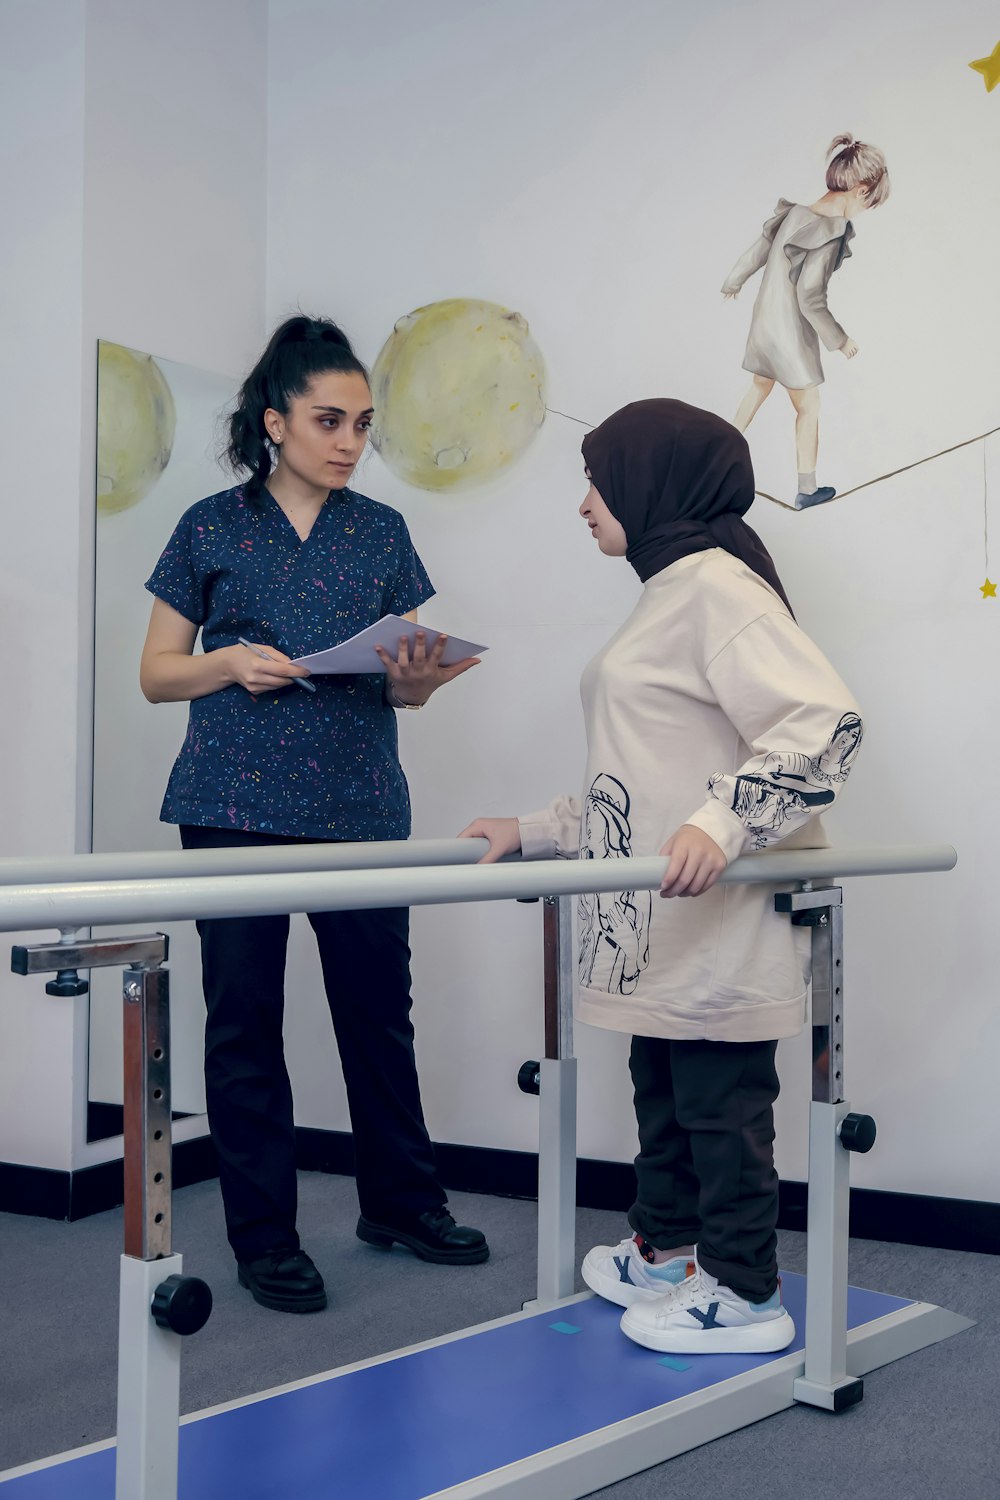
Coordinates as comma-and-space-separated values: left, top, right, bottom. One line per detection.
226, 315, 369, 502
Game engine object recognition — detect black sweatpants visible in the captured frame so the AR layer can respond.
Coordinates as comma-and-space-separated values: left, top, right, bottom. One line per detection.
627, 1035, 780, 1302
180, 825, 445, 1262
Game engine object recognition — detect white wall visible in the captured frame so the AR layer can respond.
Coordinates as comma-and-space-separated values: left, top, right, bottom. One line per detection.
0, 0, 88, 1174
89, 348, 240, 1118
77, 0, 269, 1166
4, 0, 996, 1208
0, 0, 268, 1174
267, 0, 1000, 1204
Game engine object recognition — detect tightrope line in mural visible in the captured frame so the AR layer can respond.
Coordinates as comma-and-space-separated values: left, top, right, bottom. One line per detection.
543, 404, 1000, 599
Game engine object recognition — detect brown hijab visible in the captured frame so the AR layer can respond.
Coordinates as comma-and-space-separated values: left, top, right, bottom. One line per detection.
581, 398, 792, 613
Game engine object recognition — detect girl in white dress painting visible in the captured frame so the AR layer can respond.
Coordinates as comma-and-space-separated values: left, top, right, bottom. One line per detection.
723, 134, 890, 510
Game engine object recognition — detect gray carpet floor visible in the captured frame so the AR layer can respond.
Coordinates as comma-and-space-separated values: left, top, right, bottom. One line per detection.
0, 1173, 996, 1497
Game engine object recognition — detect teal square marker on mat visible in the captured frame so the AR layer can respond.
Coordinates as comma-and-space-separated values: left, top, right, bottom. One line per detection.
549, 1321, 583, 1335
657, 1355, 691, 1371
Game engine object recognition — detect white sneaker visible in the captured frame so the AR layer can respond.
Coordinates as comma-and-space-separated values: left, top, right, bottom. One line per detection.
620, 1252, 796, 1354
581, 1234, 695, 1309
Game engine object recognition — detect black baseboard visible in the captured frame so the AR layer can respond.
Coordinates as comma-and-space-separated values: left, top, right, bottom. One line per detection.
86, 1101, 195, 1144
0, 1136, 219, 1223
293, 1129, 1000, 1256
3, 1130, 998, 1255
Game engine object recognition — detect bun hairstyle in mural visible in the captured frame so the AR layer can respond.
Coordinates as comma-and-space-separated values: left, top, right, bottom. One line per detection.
722, 134, 890, 513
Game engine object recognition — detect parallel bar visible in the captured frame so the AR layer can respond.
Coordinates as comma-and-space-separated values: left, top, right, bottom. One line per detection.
0, 846, 958, 935
0, 839, 493, 887
0, 840, 956, 891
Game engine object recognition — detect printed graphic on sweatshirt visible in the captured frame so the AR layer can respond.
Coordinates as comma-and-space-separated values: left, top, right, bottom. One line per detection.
578, 774, 651, 995
712, 711, 864, 850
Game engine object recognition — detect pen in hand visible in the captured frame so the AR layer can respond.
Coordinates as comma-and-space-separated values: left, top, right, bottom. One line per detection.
237, 637, 316, 692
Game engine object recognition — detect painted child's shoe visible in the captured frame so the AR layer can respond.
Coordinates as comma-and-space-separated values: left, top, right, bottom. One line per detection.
793, 485, 837, 510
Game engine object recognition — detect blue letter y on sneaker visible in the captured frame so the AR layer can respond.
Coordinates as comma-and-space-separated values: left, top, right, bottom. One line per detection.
582, 1233, 695, 1309
620, 1251, 796, 1354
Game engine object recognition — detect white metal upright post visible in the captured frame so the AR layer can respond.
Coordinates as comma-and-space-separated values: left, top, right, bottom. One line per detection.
777, 887, 866, 1413
533, 895, 578, 1307
115, 1250, 184, 1499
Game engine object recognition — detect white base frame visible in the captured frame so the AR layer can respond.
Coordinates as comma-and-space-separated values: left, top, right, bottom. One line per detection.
0, 1289, 972, 1499
428, 1296, 973, 1498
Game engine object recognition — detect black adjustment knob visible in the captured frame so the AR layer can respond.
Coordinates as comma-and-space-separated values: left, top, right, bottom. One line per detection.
45, 970, 89, 997
518, 1060, 541, 1096
151, 1274, 213, 1335
839, 1113, 877, 1154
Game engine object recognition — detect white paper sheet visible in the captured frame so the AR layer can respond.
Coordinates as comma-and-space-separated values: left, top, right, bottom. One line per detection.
292, 615, 488, 675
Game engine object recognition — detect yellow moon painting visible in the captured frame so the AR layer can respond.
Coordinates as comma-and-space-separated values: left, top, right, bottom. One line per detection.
97, 341, 176, 515
370, 298, 546, 492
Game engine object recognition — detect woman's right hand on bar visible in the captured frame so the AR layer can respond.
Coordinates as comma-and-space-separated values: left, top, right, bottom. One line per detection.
458, 818, 522, 864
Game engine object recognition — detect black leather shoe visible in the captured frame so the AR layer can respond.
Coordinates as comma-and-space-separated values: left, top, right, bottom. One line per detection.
356, 1207, 490, 1264
237, 1248, 327, 1313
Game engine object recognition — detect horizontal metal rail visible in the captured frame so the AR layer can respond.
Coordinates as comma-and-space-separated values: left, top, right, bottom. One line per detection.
0, 845, 956, 935
0, 838, 493, 888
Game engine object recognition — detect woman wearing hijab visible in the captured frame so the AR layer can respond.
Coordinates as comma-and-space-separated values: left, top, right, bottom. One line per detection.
461, 398, 863, 1356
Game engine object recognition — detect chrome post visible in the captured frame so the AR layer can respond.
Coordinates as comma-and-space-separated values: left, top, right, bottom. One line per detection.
122, 964, 173, 1262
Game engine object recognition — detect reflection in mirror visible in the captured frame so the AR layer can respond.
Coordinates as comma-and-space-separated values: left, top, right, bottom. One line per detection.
89, 340, 237, 1140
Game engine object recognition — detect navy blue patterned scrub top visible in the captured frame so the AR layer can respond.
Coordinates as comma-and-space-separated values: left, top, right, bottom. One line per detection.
145, 485, 434, 841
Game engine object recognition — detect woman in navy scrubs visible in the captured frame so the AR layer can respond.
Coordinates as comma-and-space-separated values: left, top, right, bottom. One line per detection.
140, 315, 486, 1313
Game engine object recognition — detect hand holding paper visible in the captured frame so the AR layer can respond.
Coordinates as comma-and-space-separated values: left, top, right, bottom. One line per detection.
376, 623, 483, 707
292, 616, 486, 705
292, 615, 487, 675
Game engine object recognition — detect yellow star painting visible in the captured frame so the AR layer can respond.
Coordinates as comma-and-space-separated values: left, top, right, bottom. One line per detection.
969, 42, 1000, 92
980, 578, 997, 598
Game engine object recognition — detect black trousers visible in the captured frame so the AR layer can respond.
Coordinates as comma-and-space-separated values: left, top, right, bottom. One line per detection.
180, 825, 445, 1261
627, 1035, 781, 1302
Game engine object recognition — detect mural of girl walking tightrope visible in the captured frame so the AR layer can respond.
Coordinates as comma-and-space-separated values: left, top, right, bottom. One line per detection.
722, 135, 890, 510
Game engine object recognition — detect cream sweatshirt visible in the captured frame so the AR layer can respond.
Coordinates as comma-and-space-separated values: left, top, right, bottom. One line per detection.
518, 549, 862, 1042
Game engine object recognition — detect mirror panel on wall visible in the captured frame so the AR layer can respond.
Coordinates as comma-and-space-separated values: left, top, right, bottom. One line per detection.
89, 339, 237, 1140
